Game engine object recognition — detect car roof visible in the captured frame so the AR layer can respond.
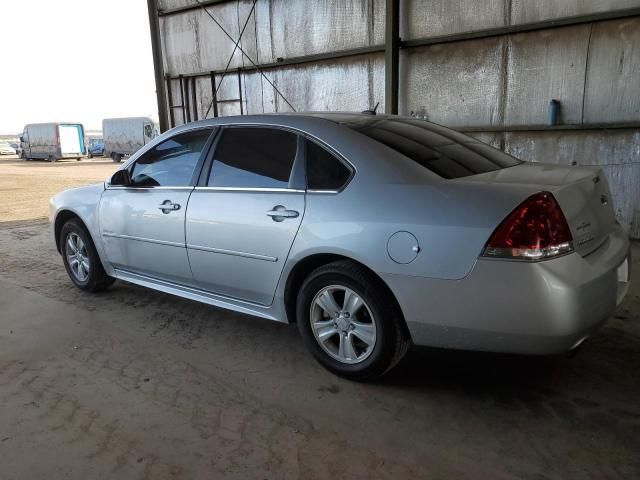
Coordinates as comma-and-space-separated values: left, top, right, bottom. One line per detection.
174, 111, 477, 145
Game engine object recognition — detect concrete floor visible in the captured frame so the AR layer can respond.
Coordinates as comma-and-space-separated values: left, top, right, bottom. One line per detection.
0, 158, 639, 479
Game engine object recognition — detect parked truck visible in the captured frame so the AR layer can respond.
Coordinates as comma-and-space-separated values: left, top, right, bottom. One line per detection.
20, 123, 85, 162
103, 117, 158, 162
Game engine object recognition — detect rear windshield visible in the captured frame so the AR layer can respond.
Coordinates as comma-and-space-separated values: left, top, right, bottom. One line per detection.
339, 117, 520, 179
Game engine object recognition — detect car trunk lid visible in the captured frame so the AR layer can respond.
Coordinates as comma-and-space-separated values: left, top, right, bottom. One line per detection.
456, 162, 617, 257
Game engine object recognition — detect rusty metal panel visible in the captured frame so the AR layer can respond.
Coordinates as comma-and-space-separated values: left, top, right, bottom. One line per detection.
511, 0, 640, 24
160, 12, 202, 75
505, 25, 590, 126
466, 132, 503, 149
194, 5, 241, 73
502, 129, 640, 236
273, 54, 384, 112
194, 76, 212, 120
242, 70, 276, 114
401, 37, 504, 127
161, 1, 260, 75
255, 0, 384, 62
403, 0, 505, 40
583, 17, 640, 123
196, 1, 260, 73
600, 163, 640, 237
234, 54, 384, 114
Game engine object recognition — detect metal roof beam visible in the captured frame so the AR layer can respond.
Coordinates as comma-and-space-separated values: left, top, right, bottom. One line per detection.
158, 0, 232, 17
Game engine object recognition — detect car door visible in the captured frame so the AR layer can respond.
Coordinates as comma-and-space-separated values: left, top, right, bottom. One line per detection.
186, 126, 305, 305
100, 128, 214, 284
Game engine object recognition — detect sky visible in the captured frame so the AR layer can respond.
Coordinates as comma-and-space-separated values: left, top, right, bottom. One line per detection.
0, 0, 157, 134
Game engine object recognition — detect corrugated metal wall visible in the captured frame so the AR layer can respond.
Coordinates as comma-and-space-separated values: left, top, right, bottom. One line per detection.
155, 0, 640, 237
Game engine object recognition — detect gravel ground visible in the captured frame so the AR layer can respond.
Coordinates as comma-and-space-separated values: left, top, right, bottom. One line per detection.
0, 157, 639, 479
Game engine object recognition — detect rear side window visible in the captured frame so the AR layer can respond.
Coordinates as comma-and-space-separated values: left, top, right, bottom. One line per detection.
130, 129, 211, 187
343, 118, 520, 179
208, 127, 298, 189
306, 140, 351, 191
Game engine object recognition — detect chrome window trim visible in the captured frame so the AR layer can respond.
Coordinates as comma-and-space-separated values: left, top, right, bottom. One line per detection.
306, 189, 340, 195
187, 244, 278, 262
102, 232, 185, 248
193, 186, 305, 193
105, 186, 195, 191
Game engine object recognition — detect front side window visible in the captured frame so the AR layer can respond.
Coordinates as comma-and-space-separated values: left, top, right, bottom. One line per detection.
208, 127, 298, 189
130, 129, 211, 187
306, 140, 351, 190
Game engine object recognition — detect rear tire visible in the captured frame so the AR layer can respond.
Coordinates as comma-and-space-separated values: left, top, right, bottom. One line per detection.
296, 260, 410, 380
60, 219, 114, 292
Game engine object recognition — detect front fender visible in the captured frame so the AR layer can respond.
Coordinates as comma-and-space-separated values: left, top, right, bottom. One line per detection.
50, 183, 114, 276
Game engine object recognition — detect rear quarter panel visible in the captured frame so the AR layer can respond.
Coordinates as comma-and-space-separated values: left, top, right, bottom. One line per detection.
286, 176, 539, 281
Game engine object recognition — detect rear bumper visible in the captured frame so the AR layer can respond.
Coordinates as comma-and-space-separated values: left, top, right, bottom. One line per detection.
382, 225, 631, 355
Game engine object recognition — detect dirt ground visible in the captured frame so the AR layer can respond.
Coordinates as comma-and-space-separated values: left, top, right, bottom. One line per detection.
0, 156, 118, 222
0, 156, 639, 479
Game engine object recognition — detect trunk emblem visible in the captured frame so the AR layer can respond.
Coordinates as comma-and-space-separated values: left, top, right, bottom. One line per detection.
600, 195, 608, 206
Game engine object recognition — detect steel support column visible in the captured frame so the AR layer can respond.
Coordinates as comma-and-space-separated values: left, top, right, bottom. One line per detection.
385, 0, 400, 114
147, 0, 169, 132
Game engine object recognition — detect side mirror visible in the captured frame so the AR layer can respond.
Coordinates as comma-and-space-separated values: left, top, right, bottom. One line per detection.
110, 169, 132, 187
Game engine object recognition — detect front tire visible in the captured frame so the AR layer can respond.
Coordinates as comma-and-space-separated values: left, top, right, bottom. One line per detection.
60, 219, 114, 292
296, 261, 410, 380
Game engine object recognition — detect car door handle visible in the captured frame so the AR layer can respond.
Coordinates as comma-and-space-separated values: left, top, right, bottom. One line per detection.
266, 205, 299, 222
158, 200, 181, 213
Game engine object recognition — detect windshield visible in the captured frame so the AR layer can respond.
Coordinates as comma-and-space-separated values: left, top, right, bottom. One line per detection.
338, 117, 521, 179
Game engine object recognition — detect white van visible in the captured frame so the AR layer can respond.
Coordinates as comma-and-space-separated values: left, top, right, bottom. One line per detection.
21, 123, 85, 162
103, 117, 158, 162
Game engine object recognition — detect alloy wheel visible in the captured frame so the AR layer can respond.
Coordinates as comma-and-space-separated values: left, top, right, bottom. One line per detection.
310, 285, 377, 364
65, 232, 90, 282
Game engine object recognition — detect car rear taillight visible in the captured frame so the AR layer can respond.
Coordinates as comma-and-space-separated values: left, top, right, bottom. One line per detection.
482, 191, 573, 261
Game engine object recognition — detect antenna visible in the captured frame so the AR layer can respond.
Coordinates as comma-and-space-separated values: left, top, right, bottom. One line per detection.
361, 102, 380, 115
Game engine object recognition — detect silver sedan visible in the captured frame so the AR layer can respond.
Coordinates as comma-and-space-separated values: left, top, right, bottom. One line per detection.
49, 113, 631, 379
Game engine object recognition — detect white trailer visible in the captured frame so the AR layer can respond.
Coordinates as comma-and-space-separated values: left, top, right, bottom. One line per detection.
20, 123, 85, 162
103, 117, 158, 162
